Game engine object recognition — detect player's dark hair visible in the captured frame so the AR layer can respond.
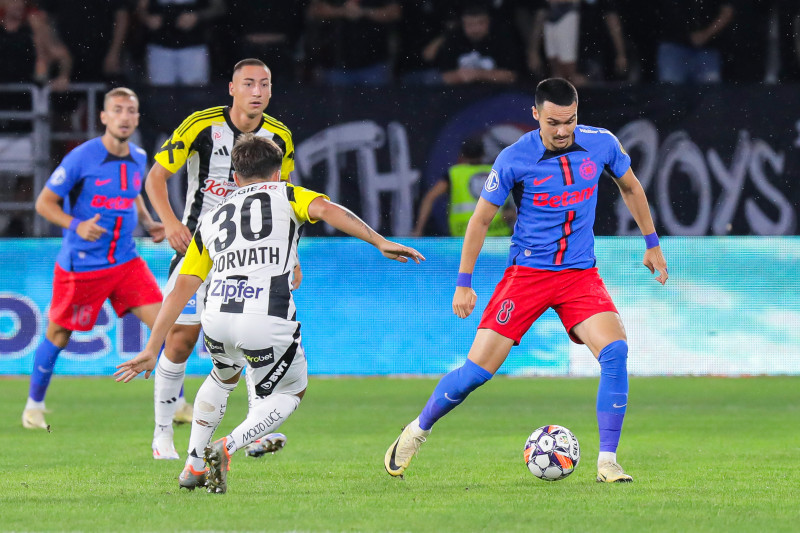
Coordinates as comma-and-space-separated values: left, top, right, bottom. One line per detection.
232, 133, 283, 181
103, 87, 138, 109
535, 78, 578, 109
233, 58, 269, 76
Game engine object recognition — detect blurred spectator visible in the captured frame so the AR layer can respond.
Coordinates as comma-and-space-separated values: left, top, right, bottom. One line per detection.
395, 0, 456, 85
223, 0, 305, 82
413, 137, 514, 237
306, 0, 402, 86
656, 0, 735, 84
0, 0, 70, 89
136, 0, 225, 86
776, 0, 800, 81
579, 0, 628, 83
436, 4, 522, 85
39, 0, 133, 84
528, 0, 584, 85
723, 0, 772, 82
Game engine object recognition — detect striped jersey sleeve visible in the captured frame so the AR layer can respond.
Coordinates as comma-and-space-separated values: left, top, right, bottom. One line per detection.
180, 226, 213, 280
154, 106, 225, 173
287, 184, 329, 223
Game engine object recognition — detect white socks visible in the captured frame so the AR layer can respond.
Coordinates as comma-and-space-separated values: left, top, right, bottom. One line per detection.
598, 451, 617, 466
184, 373, 235, 470
153, 355, 187, 430
25, 398, 45, 410
223, 392, 301, 454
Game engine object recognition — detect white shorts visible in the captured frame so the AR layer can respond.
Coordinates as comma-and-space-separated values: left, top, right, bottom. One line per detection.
201, 311, 308, 398
544, 11, 580, 63
163, 254, 208, 325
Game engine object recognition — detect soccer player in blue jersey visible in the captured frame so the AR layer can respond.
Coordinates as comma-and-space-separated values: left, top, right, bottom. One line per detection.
385, 78, 668, 483
22, 87, 166, 430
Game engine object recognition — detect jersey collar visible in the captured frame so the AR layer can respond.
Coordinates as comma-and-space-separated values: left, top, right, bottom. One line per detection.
224, 106, 266, 136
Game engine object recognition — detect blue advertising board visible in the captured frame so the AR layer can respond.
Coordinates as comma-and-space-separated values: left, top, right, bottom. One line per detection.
1, 237, 799, 376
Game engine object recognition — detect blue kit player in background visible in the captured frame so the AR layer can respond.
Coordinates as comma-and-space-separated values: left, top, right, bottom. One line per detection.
385, 78, 668, 483
22, 87, 166, 430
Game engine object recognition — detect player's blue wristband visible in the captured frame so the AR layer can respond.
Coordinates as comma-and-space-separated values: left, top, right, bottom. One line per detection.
68, 218, 81, 232
644, 232, 659, 249
456, 273, 472, 288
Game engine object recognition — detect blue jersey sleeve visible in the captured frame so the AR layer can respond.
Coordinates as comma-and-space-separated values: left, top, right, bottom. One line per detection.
604, 131, 632, 179
46, 149, 83, 197
481, 147, 516, 207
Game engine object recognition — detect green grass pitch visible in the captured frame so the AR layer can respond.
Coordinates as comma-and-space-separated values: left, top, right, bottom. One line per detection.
2, 376, 798, 532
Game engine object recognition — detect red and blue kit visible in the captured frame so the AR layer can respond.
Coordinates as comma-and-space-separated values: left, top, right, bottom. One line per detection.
478, 126, 631, 342
47, 137, 148, 272
45, 137, 162, 330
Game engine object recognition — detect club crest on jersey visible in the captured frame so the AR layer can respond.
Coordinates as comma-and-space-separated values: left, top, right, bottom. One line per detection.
484, 169, 499, 192
579, 158, 597, 180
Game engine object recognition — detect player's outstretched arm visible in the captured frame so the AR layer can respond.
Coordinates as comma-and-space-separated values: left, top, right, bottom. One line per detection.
613, 168, 668, 285
114, 274, 202, 382
453, 198, 499, 318
144, 162, 191, 254
307, 198, 425, 263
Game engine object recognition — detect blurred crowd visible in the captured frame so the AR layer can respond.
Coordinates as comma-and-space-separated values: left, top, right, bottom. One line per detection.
1, 0, 800, 89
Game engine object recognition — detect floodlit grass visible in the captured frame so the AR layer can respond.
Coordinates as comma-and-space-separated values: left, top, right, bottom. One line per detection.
2, 376, 799, 532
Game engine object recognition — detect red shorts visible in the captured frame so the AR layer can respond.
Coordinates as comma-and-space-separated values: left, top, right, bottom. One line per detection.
49, 257, 163, 331
478, 266, 618, 345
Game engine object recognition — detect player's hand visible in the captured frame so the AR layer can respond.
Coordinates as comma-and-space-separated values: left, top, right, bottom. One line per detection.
378, 241, 425, 263
165, 220, 192, 254
453, 286, 477, 319
114, 350, 158, 383
76, 214, 106, 242
145, 220, 166, 243
643, 246, 668, 285
291, 263, 303, 290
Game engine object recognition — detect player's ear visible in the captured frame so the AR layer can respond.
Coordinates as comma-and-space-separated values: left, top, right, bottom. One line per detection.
229, 81, 234, 97
233, 171, 241, 187
532, 106, 539, 121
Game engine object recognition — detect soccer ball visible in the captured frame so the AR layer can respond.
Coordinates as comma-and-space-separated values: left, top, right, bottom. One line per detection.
523, 425, 580, 481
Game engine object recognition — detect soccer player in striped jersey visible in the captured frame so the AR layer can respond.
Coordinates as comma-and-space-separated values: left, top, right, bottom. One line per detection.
143, 58, 299, 460
116, 134, 424, 493
22, 88, 165, 430
385, 78, 668, 483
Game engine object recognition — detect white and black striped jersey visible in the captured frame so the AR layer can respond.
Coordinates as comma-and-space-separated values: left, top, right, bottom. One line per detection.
180, 182, 327, 319
154, 106, 294, 235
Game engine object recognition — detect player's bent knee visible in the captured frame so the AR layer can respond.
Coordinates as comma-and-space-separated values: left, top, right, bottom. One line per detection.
166, 324, 202, 360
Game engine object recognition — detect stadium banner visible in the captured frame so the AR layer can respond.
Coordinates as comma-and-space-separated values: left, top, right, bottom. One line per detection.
1, 237, 798, 377
135, 84, 800, 237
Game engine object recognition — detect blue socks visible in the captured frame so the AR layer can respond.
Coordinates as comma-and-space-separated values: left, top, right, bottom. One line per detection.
596, 340, 629, 453
28, 338, 63, 402
419, 359, 493, 431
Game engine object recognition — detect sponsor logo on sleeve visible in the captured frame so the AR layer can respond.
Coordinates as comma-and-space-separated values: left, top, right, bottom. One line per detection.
484, 169, 499, 192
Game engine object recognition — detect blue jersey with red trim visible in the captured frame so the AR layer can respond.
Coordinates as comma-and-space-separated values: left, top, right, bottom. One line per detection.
45, 137, 147, 272
481, 125, 631, 270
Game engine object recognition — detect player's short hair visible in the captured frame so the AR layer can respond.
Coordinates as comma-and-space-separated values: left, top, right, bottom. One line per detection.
103, 87, 138, 108
233, 58, 270, 76
232, 133, 283, 181
535, 78, 578, 109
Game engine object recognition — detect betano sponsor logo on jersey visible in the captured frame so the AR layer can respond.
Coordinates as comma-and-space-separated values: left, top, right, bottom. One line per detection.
90, 195, 135, 210
209, 278, 265, 304
533, 185, 597, 208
